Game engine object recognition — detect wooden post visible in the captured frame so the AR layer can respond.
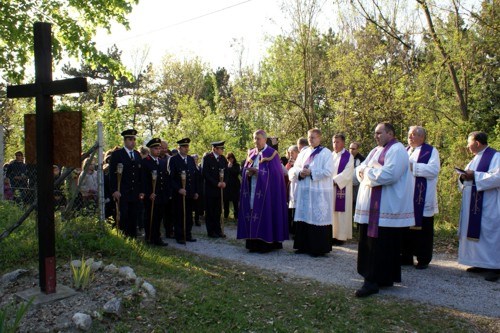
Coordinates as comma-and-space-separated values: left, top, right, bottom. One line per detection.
6, 22, 87, 294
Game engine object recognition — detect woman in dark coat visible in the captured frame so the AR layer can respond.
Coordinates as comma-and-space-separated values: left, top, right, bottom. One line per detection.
223, 152, 241, 219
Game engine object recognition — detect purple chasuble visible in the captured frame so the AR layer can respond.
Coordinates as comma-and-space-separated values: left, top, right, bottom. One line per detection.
368, 139, 398, 238
411, 143, 433, 228
334, 150, 351, 212
467, 146, 497, 240
237, 146, 289, 243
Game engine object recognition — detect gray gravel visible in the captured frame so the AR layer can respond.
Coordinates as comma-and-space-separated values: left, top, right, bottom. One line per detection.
167, 224, 500, 319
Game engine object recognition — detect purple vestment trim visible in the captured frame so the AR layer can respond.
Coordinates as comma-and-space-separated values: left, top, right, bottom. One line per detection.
368, 138, 398, 238
412, 143, 433, 228
334, 150, 351, 212
467, 147, 497, 240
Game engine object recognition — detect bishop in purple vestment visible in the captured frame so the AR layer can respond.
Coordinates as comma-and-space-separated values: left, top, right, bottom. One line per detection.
237, 130, 289, 252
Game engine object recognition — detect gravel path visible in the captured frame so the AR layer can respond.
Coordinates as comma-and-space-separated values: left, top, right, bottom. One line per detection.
167, 224, 500, 319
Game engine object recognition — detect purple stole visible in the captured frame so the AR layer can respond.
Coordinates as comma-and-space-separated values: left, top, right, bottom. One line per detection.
334, 150, 351, 212
368, 139, 398, 238
304, 146, 323, 167
467, 147, 497, 240
410, 144, 433, 229
299, 146, 323, 181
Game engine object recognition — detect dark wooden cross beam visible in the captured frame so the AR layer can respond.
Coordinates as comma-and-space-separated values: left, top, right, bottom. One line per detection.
7, 22, 87, 294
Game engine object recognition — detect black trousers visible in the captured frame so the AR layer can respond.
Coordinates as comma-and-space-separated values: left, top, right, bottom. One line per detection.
144, 200, 165, 243
223, 198, 239, 218
163, 198, 175, 237
401, 216, 434, 265
118, 199, 139, 238
293, 221, 332, 255
174, 195, 195, 241
205, 195, 223, 236
288, 208, 296, 235
357, 224, 403, 286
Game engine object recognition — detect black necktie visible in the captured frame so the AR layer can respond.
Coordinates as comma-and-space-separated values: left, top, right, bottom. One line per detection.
129, 152, 134, 161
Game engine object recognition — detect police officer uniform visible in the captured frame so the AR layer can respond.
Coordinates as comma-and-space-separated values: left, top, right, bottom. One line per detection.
168, 138, 199, 244
142, 138, 170, 246
109, 129, 144, 238
202, 141, 228, 238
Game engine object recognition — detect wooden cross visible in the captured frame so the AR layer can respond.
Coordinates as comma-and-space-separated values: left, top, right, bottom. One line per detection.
7, 22, 87, 294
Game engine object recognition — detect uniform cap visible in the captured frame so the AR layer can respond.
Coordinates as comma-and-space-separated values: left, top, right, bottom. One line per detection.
211, 141, 225, 148
177, 138, 191, 146
146, 138, 162, 148
121, 129, 137, 138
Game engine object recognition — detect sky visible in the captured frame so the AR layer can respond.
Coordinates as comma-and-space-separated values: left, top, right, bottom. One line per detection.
94, 0, 337, 74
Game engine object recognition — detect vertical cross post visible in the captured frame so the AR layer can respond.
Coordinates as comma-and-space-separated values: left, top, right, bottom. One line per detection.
35, 22, 56, 294
7, 22, 87, 294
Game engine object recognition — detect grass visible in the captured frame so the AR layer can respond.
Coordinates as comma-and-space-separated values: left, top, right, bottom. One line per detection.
0, 202, 497, 332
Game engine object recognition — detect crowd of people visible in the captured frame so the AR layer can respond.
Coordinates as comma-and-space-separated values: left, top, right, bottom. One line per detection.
3, 124, 499, 297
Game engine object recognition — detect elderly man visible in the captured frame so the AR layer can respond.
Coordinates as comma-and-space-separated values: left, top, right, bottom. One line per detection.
290, 128, 334, 256
401, 126, 440, 269
331, 134, 354, 246
458, 131, 500, 282
354, 122, 414, 297
237, 129, 288, 253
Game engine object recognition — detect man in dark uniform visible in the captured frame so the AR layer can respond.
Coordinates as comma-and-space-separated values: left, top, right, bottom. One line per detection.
168, 138, 199, 244
202, 141, 228, 238
142, 138, 170, 246
109, 129, 144, 238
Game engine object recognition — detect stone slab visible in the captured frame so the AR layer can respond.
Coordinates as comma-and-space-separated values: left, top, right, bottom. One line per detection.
15, 284, 78, 305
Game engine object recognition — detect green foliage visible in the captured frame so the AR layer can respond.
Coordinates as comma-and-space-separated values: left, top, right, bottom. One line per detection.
70, 256, 94, 291
0, 0, 138, 83
0, 297, 33, 333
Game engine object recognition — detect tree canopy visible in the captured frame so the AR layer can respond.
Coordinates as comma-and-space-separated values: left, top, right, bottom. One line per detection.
0, 0, 138, 83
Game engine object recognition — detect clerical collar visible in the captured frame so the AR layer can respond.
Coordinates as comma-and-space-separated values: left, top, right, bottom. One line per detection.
258, 144, 268, 152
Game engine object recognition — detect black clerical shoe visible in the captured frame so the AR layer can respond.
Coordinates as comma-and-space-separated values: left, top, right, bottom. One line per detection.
154, 240, 168, 247
466, 267, 488, 273
176, 239, 186, 245
195, 220, 201, 226
415, 263, 429, 270
484, 271, 500, 282
186, 238, 197, 242
355, 282, 379, 298
294, 249, 306, 254
400, 257, 414, 266
208, 233, 218, 238
331, 238, 345, 246
217, 233, 227, 238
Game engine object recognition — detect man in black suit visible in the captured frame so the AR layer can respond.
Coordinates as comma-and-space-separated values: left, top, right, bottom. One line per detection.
202, 141, 228, 238
109, 129, 144, 238
168, 138, 199, 244
142, 138, 170, 246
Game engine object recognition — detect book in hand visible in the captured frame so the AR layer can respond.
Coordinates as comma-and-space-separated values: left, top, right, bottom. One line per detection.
454, 166, 467, 175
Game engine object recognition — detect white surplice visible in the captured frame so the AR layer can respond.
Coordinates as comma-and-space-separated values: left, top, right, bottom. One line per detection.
354, 141, 415, 227
289, 146, 334, 226
408, 145, 440, 216
331, 149, 354, 240
458, 147, 500, 269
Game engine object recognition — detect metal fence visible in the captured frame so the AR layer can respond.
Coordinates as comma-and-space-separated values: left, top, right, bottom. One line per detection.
0, 122, 106, 241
